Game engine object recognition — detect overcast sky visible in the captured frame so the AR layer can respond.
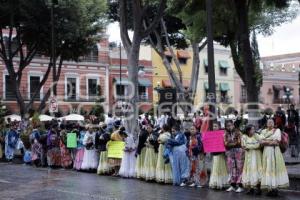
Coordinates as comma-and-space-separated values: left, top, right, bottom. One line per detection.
107, 15, 300, 57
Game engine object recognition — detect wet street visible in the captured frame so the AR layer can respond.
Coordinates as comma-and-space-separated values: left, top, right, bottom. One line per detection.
0, 163, 299, 200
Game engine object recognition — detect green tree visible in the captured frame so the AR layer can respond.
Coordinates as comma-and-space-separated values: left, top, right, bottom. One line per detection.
0, 0, 107, 117
90, 85, 105, 122
170, 0, 298, 123
107, 0, 167, 134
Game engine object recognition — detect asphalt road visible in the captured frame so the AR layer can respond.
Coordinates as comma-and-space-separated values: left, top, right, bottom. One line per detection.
0, 163, 299, 200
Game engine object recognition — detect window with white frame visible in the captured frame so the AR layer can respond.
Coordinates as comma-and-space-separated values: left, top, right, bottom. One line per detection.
5, 75, 15, 100
138, 86, 148, 100
88, 78, 98, 99
29, 76, 41, 100
66, 77, 77, 100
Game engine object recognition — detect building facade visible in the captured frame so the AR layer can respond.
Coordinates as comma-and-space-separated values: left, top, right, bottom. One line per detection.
234, 52, 300, 113
108, 45, 153, 113
152, 43, 236, 114
0, 37, 110, 115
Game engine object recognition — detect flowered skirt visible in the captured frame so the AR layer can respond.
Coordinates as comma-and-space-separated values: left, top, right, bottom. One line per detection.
136, 148, 146, 179
156, 144, 172, 183
74, 148, 84, 170
242, 149, 262, 188
119, 150, 136, 178
97, 151, 112, 175
190, 154, 208, 186
143, 147, 158, 181
209, 153, 229, 189
226, 148, 244, 184
261, 146, 289, 190
47, 147, 61, 167
60, 142, 73, 168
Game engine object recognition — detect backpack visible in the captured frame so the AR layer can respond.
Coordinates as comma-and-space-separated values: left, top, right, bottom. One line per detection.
279, 131, 289, 153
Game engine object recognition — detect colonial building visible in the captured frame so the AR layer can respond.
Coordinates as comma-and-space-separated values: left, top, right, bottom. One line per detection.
108, 45, 153, 113
152, 43, 236, 114
0, 37, 110, 115
234, 52, 300, 113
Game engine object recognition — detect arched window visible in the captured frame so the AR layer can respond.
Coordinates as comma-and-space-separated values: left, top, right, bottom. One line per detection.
82, 45, 98, 62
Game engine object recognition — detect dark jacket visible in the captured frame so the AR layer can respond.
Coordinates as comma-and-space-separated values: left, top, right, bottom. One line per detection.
136, 129, 149, 155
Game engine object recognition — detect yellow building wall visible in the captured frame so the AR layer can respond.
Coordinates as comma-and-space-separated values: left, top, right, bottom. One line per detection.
152, 44, 236, 113
152, 48, 194, 104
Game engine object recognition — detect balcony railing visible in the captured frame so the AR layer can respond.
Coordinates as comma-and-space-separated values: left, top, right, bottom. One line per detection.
220, 96, 231, 104
273, 98, 295, 104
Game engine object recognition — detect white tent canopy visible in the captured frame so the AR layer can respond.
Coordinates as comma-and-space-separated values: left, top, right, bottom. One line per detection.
4, 114, 21, 123
59, 114, 84, 121
39, 114, 54, 122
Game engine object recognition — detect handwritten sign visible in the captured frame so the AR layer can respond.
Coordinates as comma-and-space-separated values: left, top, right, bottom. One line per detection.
67, 133, 77, 148
202, 130, 226, 153
107, 141, 125, 159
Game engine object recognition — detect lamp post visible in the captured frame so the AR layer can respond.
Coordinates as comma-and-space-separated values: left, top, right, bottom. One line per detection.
206, 0, 217, 129
119, 42, 123, 116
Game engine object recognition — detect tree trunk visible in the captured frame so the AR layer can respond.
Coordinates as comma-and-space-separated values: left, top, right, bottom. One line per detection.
235, 0, 260, 125
124, 41, 140, 136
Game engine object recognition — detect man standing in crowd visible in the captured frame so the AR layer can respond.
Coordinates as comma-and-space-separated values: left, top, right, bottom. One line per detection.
286, 104, 299, 157
274, 106, 286, 131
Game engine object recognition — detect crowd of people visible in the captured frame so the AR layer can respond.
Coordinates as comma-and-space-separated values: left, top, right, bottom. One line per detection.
0, 105, 297, 197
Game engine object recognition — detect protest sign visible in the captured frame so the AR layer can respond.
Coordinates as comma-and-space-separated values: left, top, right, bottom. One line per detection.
107, 141, 125, 159
202, 130, 226, 153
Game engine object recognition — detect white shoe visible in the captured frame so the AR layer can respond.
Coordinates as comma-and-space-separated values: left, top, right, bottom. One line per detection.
189, 183, 196, 187
226, 186, 236, 192
180, 182, 186, 187
197, 185, 203, 188
235, 187, 244, 193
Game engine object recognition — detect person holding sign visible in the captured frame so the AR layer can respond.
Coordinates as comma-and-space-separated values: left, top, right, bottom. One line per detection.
224, 120, 245, 193
107, 126, 127, 176
81, 125, 99, 171
59, 124, 73, 169
209, 122, 228, 190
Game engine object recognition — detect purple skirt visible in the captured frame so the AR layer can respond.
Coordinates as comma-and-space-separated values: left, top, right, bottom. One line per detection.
73, 148, 84, 170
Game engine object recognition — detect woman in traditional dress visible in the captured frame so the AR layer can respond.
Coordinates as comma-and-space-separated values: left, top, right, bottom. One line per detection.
59, 124, 73, 169
73, 125, 86, 170
119, 134, 136, 178
30, 125, 42, 167
46, 123, 61, 168
4, 122, 19, 161
188, 126, 204, 187
143, 124, 159, 181
155, 124, 172, 184
97, 123, 112, 175
224, 120, 244, 193
81, 125, 99, 171
107, 126, 126, 176
209, 122, 228, 190
166, 124, 190, 186
135, 123, 149, 179
258, 119, 289, 196
241, 125, 262, 195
